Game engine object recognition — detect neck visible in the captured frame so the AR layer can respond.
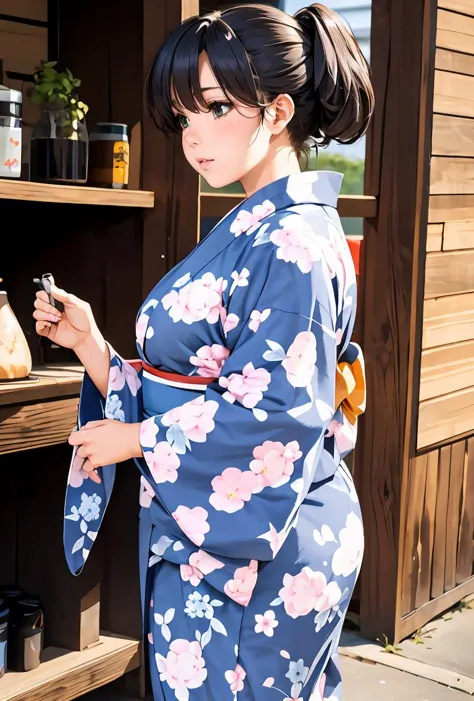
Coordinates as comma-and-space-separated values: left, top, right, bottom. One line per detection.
240, 139, 301, 197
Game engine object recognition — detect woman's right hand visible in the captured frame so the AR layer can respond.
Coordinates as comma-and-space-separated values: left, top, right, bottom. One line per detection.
33, 283, 97, 351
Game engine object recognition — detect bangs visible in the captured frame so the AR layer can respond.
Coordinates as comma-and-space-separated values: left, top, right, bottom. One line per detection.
146, 14, 263, 134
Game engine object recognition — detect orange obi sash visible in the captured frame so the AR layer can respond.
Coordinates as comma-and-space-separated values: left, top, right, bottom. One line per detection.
129, 351, 366, 424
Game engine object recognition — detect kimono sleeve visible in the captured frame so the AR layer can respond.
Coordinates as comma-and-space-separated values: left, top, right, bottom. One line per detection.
63, 343, 142, 575
138, 243, 340, 565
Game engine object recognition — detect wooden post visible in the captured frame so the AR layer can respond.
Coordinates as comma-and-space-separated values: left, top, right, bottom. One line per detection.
354, 0, 437, 642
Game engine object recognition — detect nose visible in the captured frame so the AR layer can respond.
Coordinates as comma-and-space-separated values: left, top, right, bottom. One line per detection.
184, 125, 201, 148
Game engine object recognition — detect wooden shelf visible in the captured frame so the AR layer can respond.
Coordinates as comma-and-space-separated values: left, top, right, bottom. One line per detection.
0, 364, 84, 407
200, 191, 378, 219
0, 634, 140, 701
0, 179, 154, 208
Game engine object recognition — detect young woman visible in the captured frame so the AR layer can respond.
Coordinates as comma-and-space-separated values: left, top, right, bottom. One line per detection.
33, 4, 373, 700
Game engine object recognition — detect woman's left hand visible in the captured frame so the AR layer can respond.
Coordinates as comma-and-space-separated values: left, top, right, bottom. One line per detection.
68, 420, 142, 480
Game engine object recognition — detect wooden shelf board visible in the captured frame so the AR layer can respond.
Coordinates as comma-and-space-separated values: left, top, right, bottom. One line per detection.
0, 179, 154, 208
0, 363, 84, 407
200, 191, 378, 219
0, 634, 140, 701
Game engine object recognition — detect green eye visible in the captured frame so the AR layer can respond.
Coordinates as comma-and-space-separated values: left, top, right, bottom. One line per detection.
210, 102, 232, 119
177, 114, 190, 129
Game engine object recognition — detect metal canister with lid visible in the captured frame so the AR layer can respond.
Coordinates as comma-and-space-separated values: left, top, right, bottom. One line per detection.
0, 85, 22, 179
88, 122, 129, 189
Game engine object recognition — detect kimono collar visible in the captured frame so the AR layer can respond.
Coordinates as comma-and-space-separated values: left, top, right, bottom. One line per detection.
236, 169, 343, 215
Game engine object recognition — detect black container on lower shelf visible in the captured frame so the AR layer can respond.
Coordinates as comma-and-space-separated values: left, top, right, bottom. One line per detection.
0, 585, 44, 672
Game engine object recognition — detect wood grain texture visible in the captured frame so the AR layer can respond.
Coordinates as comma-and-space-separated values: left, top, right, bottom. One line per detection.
437, 8, 474, 53
418, 386, 474, 449
354, 0, 436, 643
424, 250, 474, 297
0, 364, 84, 406
420, 340, 474, 400
445, 440, 466, 590
401, 454, 428, 616
443, 219, 474, 249
457, 437, 474, 582
0, 635, 140, 701
430, 157, 474, 194
427, 224, 443, 251
434, 70, 474, 118
438, 0, 474, 16
432, 114, 474, 157
0, 180, 154, 208
431, 445, 451, 598
0, 0, 47, 20
436, 48, 474, 76
200, 192, 378, 219
422, 292, 474, 348
416, 450, 439, 607
0, 398, 78, 454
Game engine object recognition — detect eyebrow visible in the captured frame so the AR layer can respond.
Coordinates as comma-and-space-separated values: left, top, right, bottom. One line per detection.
171, 87, 225, 109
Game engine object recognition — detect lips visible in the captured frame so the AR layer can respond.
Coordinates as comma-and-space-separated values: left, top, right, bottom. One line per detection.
197, 158, 213, 165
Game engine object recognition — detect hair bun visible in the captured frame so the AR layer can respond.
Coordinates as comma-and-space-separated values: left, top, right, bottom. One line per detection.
295, 3, 374, 145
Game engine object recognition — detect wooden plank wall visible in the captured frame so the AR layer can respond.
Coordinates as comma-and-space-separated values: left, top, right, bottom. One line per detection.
419, 0, 474, 450
398, 437, 474, 638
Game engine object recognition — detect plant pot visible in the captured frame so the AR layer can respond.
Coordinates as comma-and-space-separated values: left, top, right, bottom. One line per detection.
30, 104, 88, 184
0, 290, 32, 380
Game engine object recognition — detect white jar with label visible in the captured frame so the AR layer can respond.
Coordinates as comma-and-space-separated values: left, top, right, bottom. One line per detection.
0, 85, 22, 179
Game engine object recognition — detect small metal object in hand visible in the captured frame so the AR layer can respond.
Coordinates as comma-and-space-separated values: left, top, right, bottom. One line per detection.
33, 273, 65, 313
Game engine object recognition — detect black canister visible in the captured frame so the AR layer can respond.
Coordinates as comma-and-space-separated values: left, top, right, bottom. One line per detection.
88, 122, 129, 189
0, 598, 9, 678
7, 597, 44, 672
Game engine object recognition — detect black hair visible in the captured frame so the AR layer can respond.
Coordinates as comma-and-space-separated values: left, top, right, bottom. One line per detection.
146, 3, 375, 158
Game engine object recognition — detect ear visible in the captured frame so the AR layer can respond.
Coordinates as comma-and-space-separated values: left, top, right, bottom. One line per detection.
264, 94, 295, 134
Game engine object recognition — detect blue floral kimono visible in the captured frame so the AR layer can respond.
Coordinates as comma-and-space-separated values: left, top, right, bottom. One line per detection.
63, 170, 366, 701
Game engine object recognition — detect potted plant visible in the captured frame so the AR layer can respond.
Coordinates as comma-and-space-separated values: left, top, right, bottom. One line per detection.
29, 61, 89, 184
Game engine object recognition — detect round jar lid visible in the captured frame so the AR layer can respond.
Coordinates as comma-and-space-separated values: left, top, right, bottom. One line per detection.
0, 85, 22, 104
91, 122, 127, 136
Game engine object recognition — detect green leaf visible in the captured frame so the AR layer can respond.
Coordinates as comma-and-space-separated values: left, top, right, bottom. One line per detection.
66, 68, 74, 80
30, 93, 44, 103
73, 79, 81, 87
43, 61, 57, 68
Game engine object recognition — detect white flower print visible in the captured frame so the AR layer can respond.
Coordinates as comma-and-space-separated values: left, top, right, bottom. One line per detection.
286, 658, 308, 684
254, 610, 279, 637
282, 331, 317, 388
219, 362, 271, 408
140, 418, 159, 449
331, 512, 364, 577
225, 663, 246, 695
105, 393, 125, 421
249, 308, 271, 333
230, 199, 275, 236
184, 592, 214, 619
220, 308, 240, 335
78, 493, 101, 522
229, 268, 250, 296
161, 272, 224, 325
139, 476, 155, 508
109, 361, 141, 396
136, 313, 149, 348
270, 213, 331, 274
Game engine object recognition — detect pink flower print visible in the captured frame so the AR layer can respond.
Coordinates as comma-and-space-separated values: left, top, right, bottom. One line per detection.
249, 440, 302, 489
190, 344, 230, 378
144, 442, 180, 484
254, 610, 279, 637
335, 328, 343, 346
282, 331, 317, 388
172, 505, 210, 546
162, 272, 224, 325
219, 362, 271, 408
209, 467, 259, 513
311, 673, 327, 701
224, 560, 258, 606
225, 663, 247, 693
229, 268, 250, 295
136, 313, 149, 348
271, 213, 330, 274
147, 632, 153, 644
259, 523, 283, 557
155, 639, 207, 699
140, 418, 159, 449
68, 451, 89, 488
279, 567, 340, 619
180, 549, 225, 586
230, 199, 275, 236
249, 308, 271, 333
220, 308, 240, 335
331, 512, 364, 577
139, 476, 155, 508
325, 419, 356, 455
162, 395, 219, 443
109, 362, 141, 396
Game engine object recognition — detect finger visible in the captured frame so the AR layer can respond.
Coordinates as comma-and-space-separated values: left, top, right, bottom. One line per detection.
35, 290, 50, 304
36, 321, 52, 336
82, 420, 108, 430
34, 297, 63, 318
33, 309, 63, 324
49, 283, 76, 306
68, 429, 87, 445
83, 459, 102, 484
77, 446, 89, 459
